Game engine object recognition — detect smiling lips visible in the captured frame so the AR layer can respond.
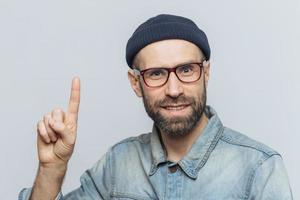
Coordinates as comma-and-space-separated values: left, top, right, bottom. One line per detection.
161, 104, 190, 111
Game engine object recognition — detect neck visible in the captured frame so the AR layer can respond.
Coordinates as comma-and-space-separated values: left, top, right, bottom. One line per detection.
160, 113, 209, 163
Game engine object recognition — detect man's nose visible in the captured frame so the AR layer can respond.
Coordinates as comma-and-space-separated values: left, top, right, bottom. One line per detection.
165, 72, 183, 98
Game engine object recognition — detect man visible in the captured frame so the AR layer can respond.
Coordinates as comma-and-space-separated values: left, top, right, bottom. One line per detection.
19, 14, 293, 199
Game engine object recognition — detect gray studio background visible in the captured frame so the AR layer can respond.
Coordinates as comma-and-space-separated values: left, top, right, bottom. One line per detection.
0, 0, 299, 199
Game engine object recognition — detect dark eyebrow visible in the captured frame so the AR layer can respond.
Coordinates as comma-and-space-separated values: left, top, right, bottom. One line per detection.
141, 59, 205, 71
173, 60, 203, 68
176, 61, 198, 66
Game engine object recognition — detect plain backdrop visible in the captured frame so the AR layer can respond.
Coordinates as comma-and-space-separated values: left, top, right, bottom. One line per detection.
0, 0, 299, 199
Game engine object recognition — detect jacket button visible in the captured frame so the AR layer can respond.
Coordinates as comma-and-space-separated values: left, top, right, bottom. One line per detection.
168, 165, 178, 173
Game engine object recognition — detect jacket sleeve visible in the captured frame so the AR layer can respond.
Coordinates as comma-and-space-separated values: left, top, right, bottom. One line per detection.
18, 150, 112, 200
247, 154, 293, 200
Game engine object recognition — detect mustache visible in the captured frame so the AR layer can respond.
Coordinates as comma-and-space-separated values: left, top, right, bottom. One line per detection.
155, 96, 195, 107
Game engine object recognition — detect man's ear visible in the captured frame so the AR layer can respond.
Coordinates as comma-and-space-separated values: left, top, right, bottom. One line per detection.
128, 69, 143, 97
203, 60, 210, 87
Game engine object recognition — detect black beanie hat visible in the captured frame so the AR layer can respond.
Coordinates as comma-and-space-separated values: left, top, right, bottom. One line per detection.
126, 14, 210, 68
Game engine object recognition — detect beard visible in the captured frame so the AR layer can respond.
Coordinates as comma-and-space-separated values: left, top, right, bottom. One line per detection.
141, 81, 207, 137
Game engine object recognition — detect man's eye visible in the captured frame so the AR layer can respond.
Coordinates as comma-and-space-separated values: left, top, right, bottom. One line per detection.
149, 69, 165, 77
151, 71, 162, 76
179, 65, 193, 73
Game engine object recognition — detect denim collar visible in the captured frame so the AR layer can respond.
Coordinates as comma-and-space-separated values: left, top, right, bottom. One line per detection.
149, 105, 224, 179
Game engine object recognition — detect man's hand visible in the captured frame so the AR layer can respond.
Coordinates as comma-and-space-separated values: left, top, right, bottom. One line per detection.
36, 77, 80, 165
30, 77, 81, 200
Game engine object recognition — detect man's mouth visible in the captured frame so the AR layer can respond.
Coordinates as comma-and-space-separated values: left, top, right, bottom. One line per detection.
161, 104, 190, 111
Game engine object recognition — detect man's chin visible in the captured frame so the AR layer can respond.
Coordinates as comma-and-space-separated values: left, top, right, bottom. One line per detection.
156, 120, 192, 137
154, 107, 202, 137
156, 112, 192, 131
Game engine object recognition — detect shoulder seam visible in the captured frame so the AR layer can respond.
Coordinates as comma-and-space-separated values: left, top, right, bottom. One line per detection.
220, 135, 279, 157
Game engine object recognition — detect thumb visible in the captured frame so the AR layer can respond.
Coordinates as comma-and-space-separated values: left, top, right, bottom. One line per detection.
49, 118, 75, 146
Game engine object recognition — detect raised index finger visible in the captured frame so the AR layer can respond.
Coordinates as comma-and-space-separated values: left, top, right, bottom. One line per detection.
67, 77, 81, 121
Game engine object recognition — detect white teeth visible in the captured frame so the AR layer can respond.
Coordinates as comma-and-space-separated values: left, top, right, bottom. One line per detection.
165, 106, 186, 110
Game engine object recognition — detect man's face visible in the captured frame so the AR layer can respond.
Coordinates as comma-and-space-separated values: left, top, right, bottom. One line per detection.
129, 39, 210, 137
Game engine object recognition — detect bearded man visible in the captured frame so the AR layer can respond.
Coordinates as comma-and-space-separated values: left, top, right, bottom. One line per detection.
19, 14, 293, 200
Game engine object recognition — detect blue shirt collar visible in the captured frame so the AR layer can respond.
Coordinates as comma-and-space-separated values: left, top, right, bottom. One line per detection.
149, 105, 224, 179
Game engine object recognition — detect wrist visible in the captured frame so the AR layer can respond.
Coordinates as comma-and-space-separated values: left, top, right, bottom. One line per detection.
30, 163, 67, 200
38, 162, 68, 177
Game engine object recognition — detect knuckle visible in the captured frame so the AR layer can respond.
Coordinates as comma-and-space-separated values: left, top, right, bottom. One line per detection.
37, 120, 42, 127
37, 120, 44, 129
52, 108, 65, 122
39, 131, 49, 140
39, 130, 47, 137
47, 131, 56, 138
52, 108, 63, 114
43, 113, 51, 121
66, 122, 77, 132
47, 128, 55, 134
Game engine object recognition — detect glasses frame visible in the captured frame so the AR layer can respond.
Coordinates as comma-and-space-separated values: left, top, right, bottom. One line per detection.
133, 62, 204, 88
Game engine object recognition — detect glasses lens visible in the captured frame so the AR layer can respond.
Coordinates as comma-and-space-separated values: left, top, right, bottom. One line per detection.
143, 68, 168, 87
176, 63, 201, 82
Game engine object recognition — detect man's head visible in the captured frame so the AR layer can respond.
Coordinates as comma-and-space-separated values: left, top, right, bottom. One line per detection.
126, 14, 211, 137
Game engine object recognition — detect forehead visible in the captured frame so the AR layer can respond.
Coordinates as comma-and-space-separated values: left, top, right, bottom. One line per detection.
135, 39, 204, 69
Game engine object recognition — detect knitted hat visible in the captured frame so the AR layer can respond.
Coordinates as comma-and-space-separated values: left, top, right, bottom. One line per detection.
126, 14, 210, 68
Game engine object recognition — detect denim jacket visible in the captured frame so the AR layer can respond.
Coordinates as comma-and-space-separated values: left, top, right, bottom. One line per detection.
19, 106, 293, 200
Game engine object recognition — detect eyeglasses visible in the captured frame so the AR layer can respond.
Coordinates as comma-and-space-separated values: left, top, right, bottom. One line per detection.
133, 62, 204, 88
